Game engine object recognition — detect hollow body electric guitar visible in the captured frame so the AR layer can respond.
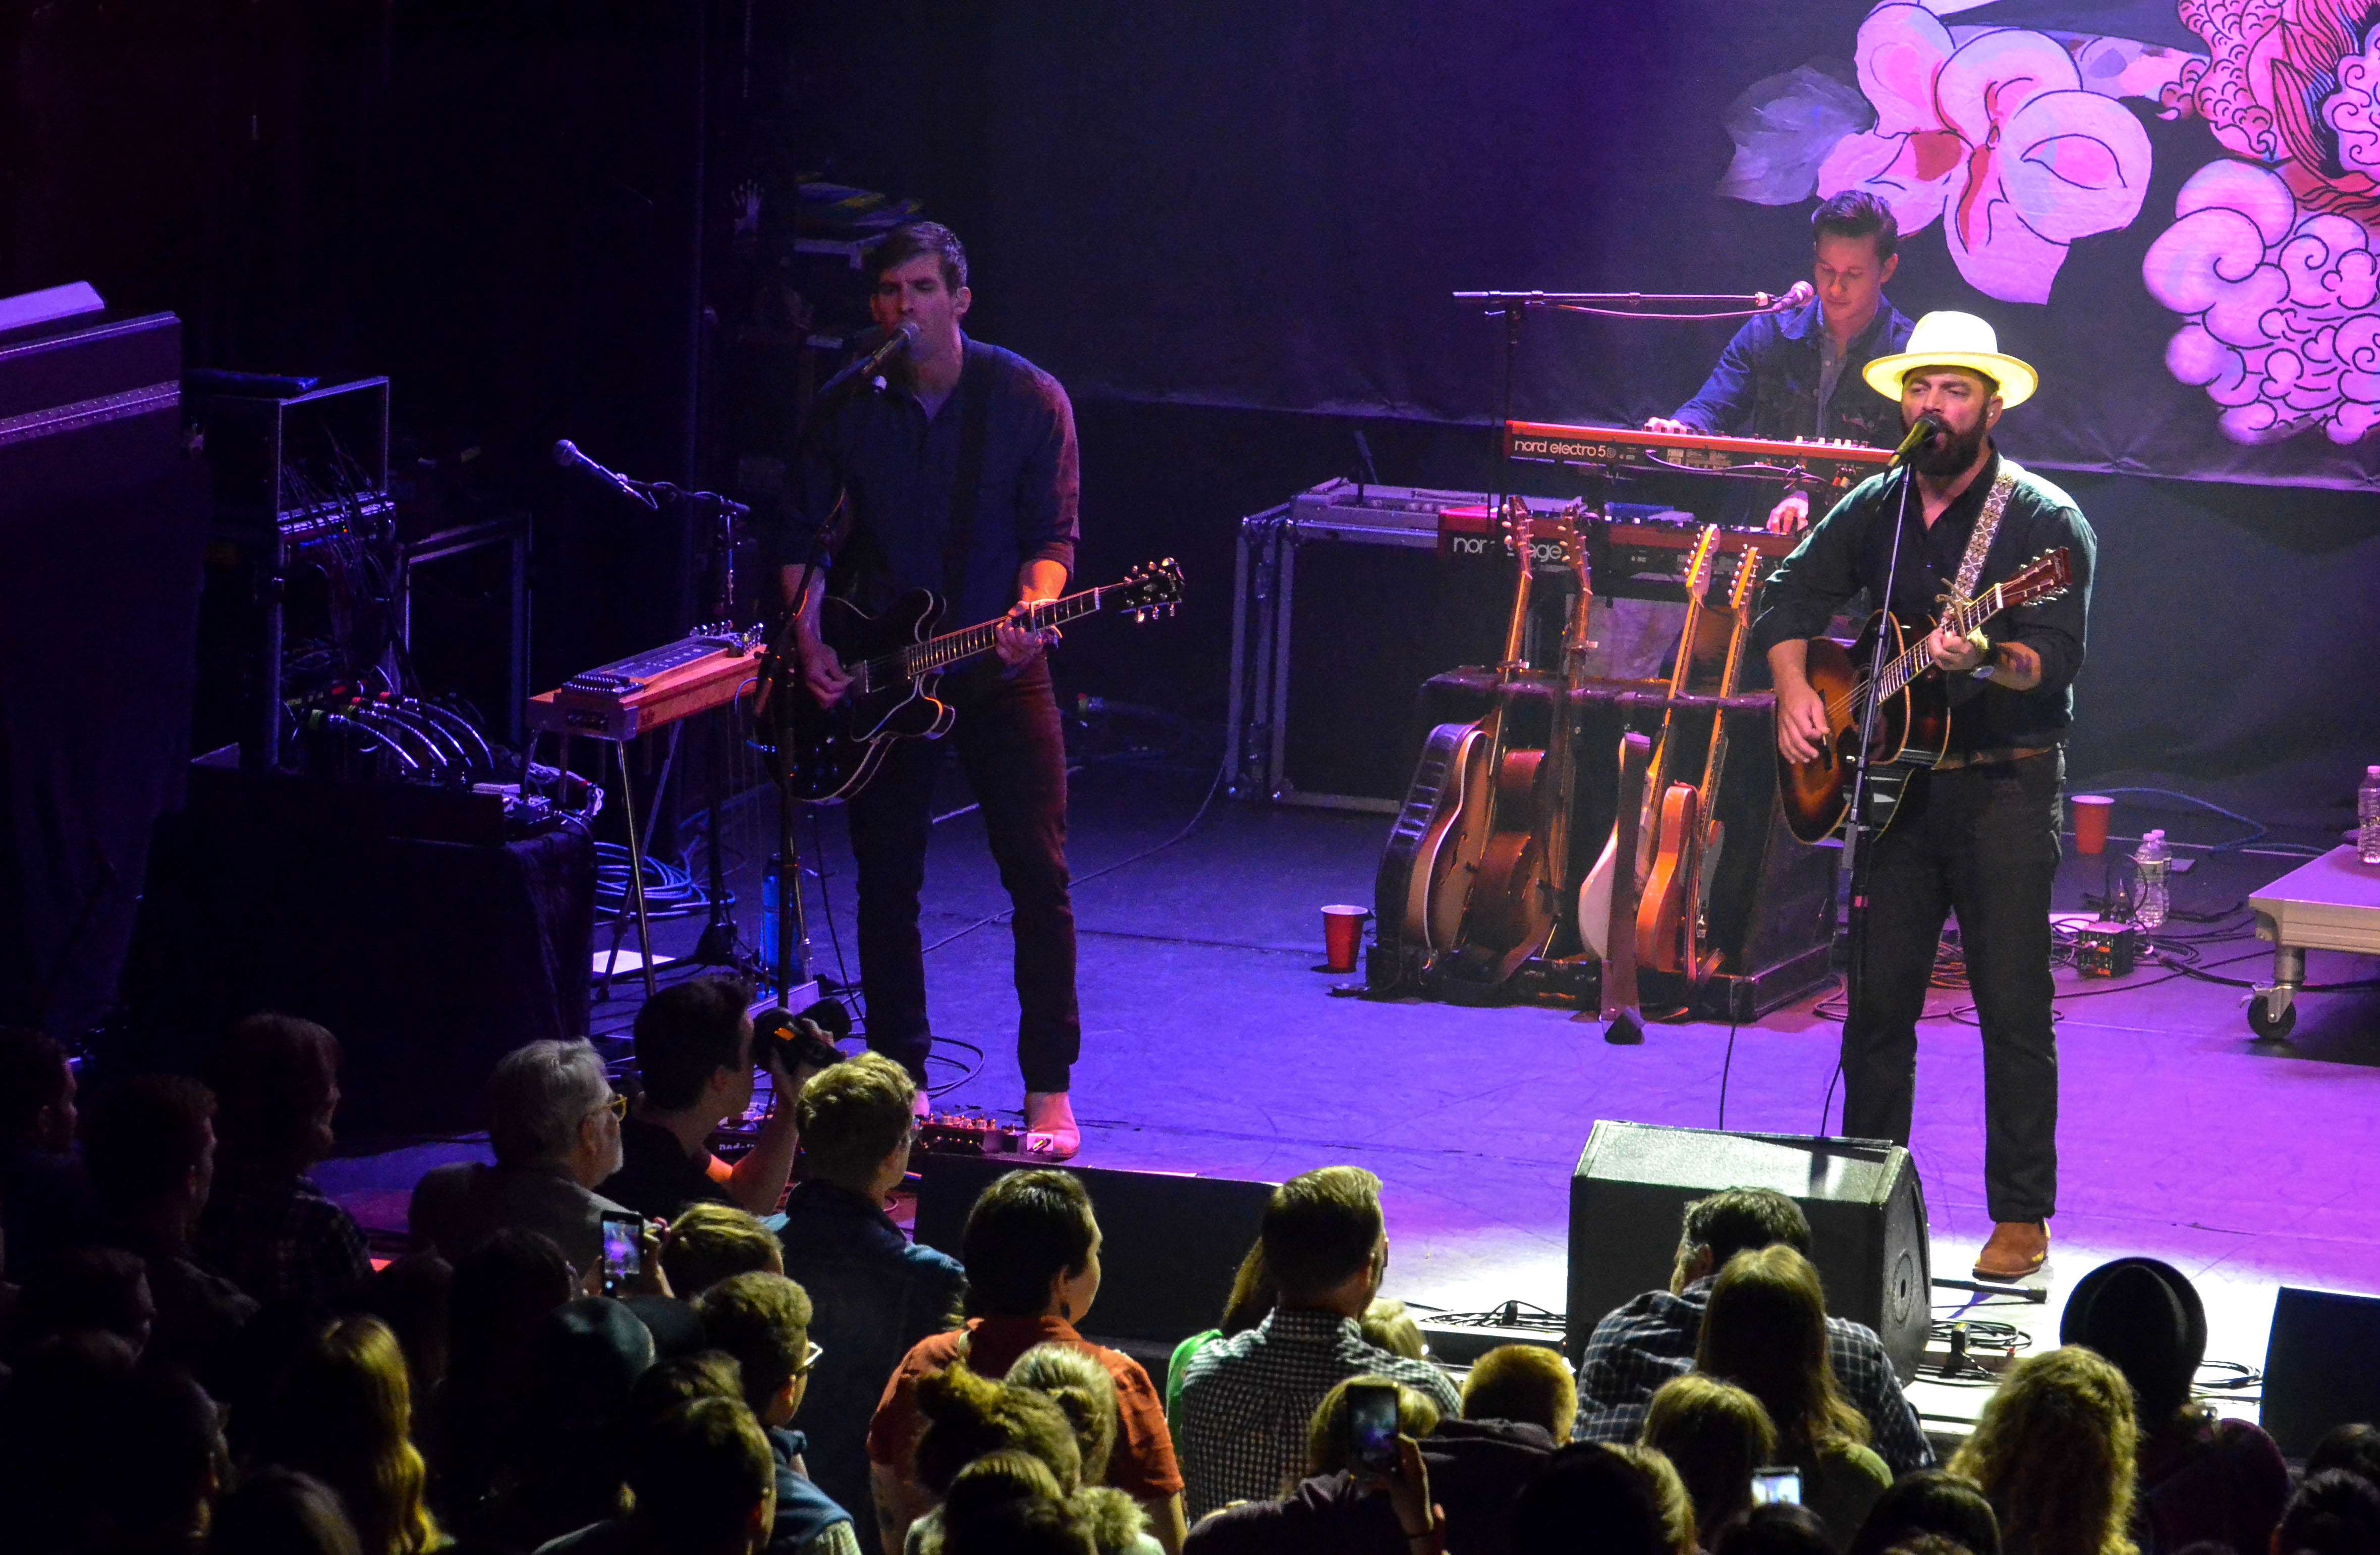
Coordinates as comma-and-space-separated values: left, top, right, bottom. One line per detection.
1638, 539, 1763, 981
1777, 547, 2073, 843
1579, 525, 1721, 961
769, 559, 1185, 803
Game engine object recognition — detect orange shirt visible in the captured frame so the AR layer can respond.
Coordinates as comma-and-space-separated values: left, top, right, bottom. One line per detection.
867, 1313, 1185, 1500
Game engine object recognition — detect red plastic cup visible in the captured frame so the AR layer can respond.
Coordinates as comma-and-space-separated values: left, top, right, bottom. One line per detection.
2071, 794, 2114, 855
1322, 905, 1371, 973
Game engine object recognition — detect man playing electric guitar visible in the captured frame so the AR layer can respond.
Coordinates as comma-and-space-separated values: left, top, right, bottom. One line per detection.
776, 222, 1087, 1158
1750, 311, 2096, 1282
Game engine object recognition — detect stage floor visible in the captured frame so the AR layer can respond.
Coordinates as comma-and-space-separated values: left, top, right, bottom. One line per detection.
319, 756, 2380, 1439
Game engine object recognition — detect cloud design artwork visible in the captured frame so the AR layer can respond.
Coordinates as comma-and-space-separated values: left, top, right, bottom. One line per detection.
2143, 159, 2380, 442
2176, 0, 2380, 225
1810, 4, 2152, 304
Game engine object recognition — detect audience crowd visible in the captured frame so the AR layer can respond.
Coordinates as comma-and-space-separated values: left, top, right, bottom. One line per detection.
3, 997, 2377, 1555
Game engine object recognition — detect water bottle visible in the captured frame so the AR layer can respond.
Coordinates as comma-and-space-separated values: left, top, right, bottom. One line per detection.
2361, 766, 2380, 865
2131, 829, 2170, 932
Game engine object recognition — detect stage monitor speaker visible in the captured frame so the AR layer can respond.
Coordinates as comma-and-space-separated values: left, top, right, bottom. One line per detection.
2261, 1285, 2380, 1457
913, 1157, 1277, 1355
1567, 1120, 1929, 1382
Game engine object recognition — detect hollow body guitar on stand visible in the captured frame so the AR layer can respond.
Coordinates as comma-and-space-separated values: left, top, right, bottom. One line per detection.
1578, 525, 1721, 963
1777, 547, 2075, 843
1376, 502, 1584, 989
1640, 539, 1763, 982
765, 560, 1185, 803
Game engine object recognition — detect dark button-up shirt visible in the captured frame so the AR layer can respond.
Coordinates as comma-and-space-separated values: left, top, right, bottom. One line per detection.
195, 1165, 373, 1321
1748, 450, 2096, 757
782, 336, 1079, 628
600, 1115, 735, 1221
776, 1179, 967, 1555
1675, 296, 1916, 447
1571, 1275, 1934, 1477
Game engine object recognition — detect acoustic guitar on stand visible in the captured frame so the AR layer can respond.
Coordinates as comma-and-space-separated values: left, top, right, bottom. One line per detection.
1442, 514, 1590, 986
1578, 523, 1721, 961
1776, 547, 2073, 843
1638, 538, 1763, 981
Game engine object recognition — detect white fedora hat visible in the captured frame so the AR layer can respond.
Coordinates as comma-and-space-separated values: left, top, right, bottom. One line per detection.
1863, 310, 2038, 409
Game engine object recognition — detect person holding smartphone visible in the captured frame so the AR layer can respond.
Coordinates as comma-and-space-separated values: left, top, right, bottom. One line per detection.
604, 977, 826, 1222
1183, 1379, 1445, 1555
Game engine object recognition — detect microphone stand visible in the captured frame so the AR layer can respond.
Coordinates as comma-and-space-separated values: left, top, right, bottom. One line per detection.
1838, 438, 1924, 1136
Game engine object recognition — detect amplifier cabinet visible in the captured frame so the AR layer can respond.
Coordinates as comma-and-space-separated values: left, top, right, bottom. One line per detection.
1225, 480, 1578, 812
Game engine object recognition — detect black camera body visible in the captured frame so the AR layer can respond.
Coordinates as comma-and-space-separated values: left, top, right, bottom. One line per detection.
756, 996, 852, 1074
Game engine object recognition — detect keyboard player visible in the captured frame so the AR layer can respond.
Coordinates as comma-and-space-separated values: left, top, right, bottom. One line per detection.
1643, 192, 1914, 534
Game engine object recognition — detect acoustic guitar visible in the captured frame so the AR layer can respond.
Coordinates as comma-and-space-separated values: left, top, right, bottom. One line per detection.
1401, 500, 1543, 958
1579, 524, 1721, 960
1448, 515, 1590, 984
1637, 538, 1763, 979
1777, 547, 2073, 843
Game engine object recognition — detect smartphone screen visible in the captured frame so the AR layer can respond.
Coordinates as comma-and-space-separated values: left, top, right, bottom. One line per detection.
599, 1211, 644, 1295
1347, 1382, 1400, 1476
1751, 1467, 1802, 1506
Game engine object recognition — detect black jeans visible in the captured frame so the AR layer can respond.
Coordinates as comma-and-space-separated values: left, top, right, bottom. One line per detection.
845, 658, 1080, 1094
1842, 751, 2062, 1222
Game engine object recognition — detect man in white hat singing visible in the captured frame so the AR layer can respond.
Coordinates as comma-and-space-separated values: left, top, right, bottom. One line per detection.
1748, 309, 2097, 1282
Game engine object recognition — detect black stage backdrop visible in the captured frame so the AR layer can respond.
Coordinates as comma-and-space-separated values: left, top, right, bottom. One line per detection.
793, 0, 2380, 828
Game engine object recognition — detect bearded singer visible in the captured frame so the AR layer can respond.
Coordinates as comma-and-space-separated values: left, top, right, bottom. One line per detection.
1748, 311, 2097, 1282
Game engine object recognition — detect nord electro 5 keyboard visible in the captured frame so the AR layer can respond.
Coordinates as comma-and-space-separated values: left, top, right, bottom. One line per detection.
1504, 419, 1894, 490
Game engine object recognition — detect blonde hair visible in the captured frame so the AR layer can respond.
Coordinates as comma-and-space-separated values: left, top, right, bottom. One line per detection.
1008, 1344, 1121, 1483
1640, 1374, 1778, 1541
914, 1362, 1084, 1495
1360, 1298, 1427, 1361
1463, 1343, 1579, 1437
1306, 1375, 1442, 1478
1621, 1444, 1701, 1555
797, 1052, 916, 1178
660, 1201, 784, 1295
272, 1314, 441, 1555
1949, 1347, 2138, 1555
1695, 1244, 1868, 1463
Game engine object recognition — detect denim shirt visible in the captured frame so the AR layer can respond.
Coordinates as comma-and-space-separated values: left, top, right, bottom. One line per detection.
1674, 295, 1916, 447
776, 1182, 967, 1554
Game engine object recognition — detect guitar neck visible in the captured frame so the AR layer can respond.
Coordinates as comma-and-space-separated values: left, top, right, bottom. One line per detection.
886, 587, 1110, 680
1877, 583, 2002, 699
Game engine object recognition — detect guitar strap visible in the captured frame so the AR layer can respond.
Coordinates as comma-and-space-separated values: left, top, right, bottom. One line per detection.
942, 349, 996, 606
1950, 466, 2020, 602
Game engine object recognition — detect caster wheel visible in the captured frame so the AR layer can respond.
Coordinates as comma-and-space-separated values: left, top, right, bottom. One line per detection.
2247, 996, 2296, 1039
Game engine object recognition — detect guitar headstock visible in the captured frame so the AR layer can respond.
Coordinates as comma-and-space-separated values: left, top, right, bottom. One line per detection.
1683, 524, 1722, 603
1117, 558, 1185, 623
1726, 538, 1763, 611
1543, 505, 1586, 579
1500, 496, 1536, 578
1998, 547, 2073, 610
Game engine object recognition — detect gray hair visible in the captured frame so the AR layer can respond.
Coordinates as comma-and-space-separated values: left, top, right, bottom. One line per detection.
487, 1039, 610, 1165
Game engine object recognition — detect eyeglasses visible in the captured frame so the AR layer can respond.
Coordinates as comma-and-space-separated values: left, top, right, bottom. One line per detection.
593, 1092, 629, 1121
796, 1339, 824, 1376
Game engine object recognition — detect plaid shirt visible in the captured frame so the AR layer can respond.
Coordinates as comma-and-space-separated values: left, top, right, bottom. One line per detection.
196, 1168, 372, 1318
1570, 1276, 1933, 1476
1178, 1307, 1463, 1519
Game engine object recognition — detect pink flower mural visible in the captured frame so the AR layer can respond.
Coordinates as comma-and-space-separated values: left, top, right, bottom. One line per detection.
1814, 4, 2153, 304
2176, 0, 2380, 226
2142, 158, 2380, 441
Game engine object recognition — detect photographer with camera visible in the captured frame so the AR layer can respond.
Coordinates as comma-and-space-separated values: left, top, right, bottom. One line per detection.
602, 976, 839, 1222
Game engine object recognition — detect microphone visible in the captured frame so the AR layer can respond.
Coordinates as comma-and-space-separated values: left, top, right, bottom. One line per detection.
1892, 411, 1946, 466
1755, 281, 1816, 311
552, 439, 658, 510
816, 321, 920, 400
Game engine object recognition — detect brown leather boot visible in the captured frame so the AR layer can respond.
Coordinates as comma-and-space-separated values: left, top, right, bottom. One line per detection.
1973, 1220, 2050, 1281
